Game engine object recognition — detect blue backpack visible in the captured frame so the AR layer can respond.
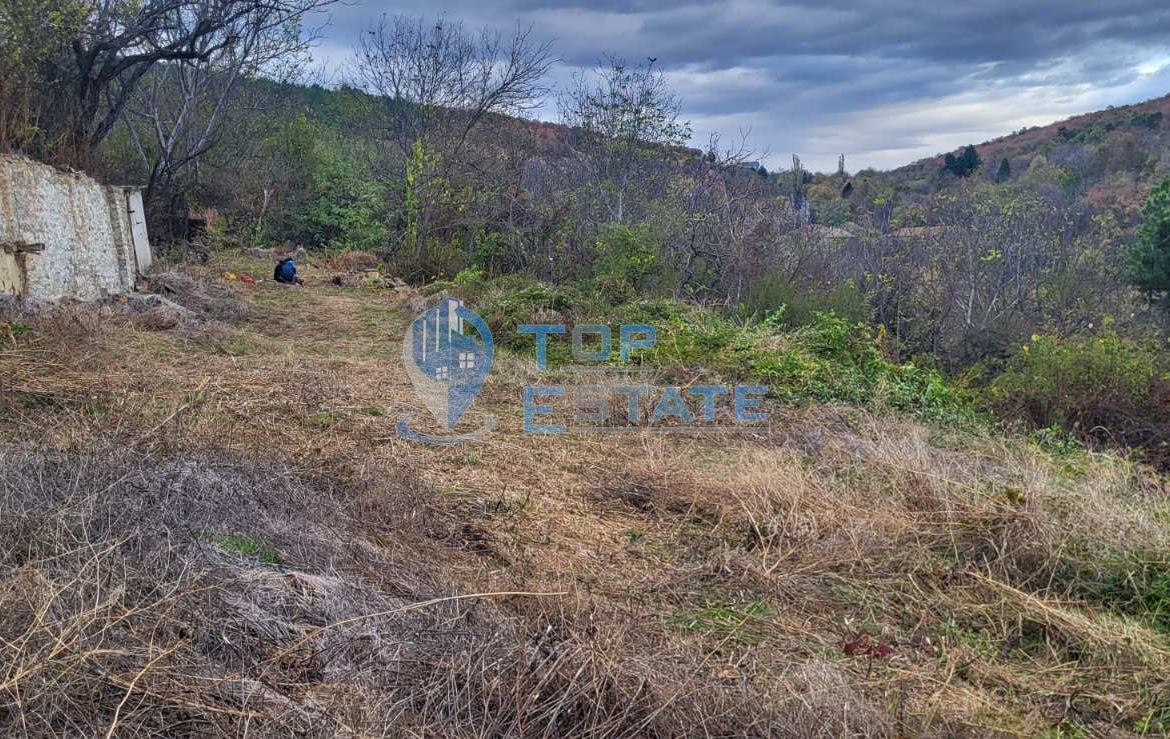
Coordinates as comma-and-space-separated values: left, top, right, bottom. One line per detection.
275, 259, 297, 283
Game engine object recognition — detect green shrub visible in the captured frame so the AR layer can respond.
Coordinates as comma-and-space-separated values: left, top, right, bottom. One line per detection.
592, 223, 671, 293
413, 238, 466, 283
461, 276, 975, 423
589, 274, 636, 305
634, 302, 740, 368
647, 310, 972, 422
1027, 424, 1084, 456
473, 231, 527, 275
986, 330, 1167, 430
718, 313, 972, 421
742, 276, 872, 327
453, 265, 484, 285
295, 137, 390, 251
475, 277, 582, 350
1129, 110, 1163, 130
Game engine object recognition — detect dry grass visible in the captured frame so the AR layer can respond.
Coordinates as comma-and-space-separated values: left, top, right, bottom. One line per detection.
144, 267, 249, 324
1, 254, 1169, 736
324, 250, 380, 273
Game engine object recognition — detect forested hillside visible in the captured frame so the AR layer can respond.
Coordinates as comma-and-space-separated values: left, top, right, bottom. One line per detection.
95, 75, 1170, 356
889, 92, 1170, 213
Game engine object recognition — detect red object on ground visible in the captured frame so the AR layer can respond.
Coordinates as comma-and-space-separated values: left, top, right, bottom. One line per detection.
241, 274, 255, 284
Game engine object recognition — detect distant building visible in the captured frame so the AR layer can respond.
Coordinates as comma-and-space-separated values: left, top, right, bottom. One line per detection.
794, 224, 858, 242
891, 226, 950, 239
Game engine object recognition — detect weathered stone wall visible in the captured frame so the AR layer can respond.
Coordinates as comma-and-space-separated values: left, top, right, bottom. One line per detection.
0, 154, 146, 303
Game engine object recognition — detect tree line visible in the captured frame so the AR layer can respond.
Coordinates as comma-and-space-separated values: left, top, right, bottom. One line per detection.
5, 4, 1170, 373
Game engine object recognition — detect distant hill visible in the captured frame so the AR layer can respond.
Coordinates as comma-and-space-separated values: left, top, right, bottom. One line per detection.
882, 91, 1170, 215
257, 79, 1170, 219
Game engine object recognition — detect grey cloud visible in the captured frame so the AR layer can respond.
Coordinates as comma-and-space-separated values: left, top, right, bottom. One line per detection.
310, 0, 1170, 171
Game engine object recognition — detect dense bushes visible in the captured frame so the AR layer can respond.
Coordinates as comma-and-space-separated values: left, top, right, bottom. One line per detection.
450, 271, 1170, 465
82, 71, 1170, 384
987, 330, 1170, 467
12, 18, 1164, 468
591, 223, 673, 293
0, 0, 87, 162
454, 275, 975, 424
720, 313, 971, 421
742, 277, 872, 327
297, 144, 390, 251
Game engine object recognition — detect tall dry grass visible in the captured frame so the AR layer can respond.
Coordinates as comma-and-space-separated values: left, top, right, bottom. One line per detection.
3, 261, 1170, 736
610, 410, 1170, 733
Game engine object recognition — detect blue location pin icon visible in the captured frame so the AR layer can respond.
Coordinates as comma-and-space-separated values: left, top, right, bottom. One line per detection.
402, 297, 494, 430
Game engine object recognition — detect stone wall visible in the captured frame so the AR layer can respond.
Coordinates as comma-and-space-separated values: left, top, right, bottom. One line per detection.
0, 154, 149, 303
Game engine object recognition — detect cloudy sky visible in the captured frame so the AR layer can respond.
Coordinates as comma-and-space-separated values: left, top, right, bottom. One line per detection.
309, 1, 1170, 172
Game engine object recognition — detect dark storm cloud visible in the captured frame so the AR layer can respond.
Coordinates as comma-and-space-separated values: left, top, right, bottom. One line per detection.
312, 0, 1170, 170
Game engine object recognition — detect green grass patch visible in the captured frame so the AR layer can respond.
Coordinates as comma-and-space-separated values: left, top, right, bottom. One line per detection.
6, 391, 67, 413
307, 410, 342, 428
669, 600, 777, 645
197, 530, 281, 564
2, 320, 32, 344
215, 335, 265, 357
938, 617, 998, 659
1064, 552, 1170, 633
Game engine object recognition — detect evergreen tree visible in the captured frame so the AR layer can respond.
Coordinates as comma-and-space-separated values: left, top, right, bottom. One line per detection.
994, 157, 1011, 183
1129, 176, 1170, 305
957, 145, 981, 176
943, 145, 982, 177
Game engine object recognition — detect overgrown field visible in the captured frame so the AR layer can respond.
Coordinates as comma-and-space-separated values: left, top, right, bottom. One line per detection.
2, 253, 1170, 737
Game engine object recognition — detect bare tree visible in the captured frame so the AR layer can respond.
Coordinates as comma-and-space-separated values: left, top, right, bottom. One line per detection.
116, 3, 317, 234
352, 15, 553, 257
50, 0, 336, 162
559, 56, 691, 224
669, 132, 783, 300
